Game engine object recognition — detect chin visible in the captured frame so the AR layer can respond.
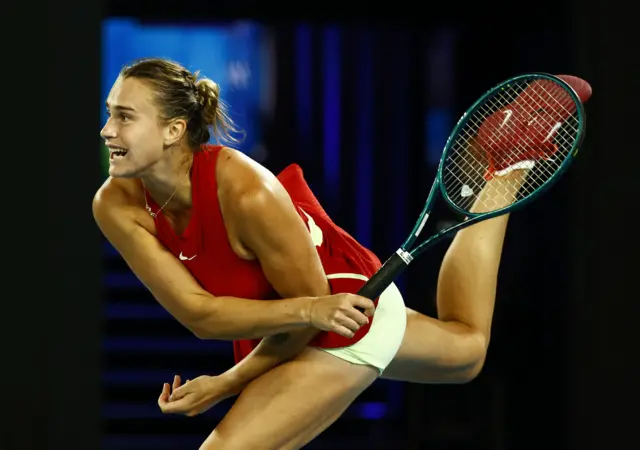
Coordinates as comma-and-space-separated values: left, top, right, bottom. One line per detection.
108, 161, 143, 179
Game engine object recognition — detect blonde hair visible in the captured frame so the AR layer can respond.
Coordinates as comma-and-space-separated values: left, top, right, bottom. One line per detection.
120, 57, 243, 148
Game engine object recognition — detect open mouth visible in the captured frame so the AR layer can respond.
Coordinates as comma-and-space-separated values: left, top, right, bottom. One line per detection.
109, 147, 128, 160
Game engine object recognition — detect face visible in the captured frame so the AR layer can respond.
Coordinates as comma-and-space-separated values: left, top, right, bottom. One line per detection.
100, 76, 186, 178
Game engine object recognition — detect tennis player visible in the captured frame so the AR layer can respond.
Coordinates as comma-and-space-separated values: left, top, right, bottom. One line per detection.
93, 58, 590, 449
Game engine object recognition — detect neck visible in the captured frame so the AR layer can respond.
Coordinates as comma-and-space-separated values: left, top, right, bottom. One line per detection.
140, 146, 194, 211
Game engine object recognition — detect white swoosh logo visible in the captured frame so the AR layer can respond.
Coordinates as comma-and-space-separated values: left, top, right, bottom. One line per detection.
544, 122, 563, 142
300, 209, 323, 248
501, 109, 513, 127
179, 252, 196, 261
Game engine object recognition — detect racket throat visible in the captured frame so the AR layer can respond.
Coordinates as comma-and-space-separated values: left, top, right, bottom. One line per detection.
396, 248, 413, 265
414, 213, 430, 237
357, 250, 411, 300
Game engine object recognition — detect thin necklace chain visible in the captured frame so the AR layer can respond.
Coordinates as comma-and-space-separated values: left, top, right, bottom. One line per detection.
142, 159, 193, 219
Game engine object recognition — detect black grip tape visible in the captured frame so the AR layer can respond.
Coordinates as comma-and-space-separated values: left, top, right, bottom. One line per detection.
355, 251, 409, 310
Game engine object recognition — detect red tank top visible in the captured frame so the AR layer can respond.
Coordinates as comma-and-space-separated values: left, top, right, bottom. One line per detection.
147, 145, 382, 363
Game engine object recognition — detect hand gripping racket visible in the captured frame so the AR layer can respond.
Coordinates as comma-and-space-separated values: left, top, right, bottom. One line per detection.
357, 73, 590, 301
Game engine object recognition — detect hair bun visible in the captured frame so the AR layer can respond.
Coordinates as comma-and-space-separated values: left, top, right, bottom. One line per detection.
195, 77, 220, 127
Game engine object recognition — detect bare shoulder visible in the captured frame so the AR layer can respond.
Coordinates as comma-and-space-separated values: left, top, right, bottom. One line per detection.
216, 147, 288, 213
92, 177, 144, 235
216, 147, 280, 194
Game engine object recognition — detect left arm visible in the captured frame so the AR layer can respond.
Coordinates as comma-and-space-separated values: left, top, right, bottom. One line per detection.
214, 164, 344, 394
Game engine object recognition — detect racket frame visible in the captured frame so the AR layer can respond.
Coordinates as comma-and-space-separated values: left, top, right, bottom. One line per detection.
357, 73, 587, 300
404, 72, 586, 259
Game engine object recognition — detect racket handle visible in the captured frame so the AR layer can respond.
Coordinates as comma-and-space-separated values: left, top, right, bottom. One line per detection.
356, 250, 410, 303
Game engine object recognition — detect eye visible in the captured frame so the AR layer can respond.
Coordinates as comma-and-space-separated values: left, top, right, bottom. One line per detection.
120, 113, 131, 122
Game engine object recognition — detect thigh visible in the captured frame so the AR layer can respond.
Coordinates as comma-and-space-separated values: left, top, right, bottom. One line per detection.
201, 348, 378, 450
381, 308, 485, 383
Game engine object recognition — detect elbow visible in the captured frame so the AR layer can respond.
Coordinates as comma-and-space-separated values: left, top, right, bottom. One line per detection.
190, 326, 251, 341
185, 314, 242, 341
182, 316, 212, 339
190, 326, 213, 340
186, 315, 227, 340
181, 297, 220, 340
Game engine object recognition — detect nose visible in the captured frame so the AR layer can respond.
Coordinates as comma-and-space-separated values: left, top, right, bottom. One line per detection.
100, 117, 116, 139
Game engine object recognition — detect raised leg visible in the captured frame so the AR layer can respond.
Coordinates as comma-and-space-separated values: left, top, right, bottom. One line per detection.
382, 170, 528, 383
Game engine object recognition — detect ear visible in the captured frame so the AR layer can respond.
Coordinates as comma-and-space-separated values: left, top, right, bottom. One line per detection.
163, 118, 188, 146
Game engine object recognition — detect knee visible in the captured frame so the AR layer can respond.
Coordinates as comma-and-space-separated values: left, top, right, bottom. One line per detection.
457, 354, 486, 384
453, 332, 488, 384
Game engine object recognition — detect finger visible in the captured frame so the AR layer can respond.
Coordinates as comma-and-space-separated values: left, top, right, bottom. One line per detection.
352, 296, 376, 317
337, 315, 362, 333
343, 307, 370, 327
159, 397, 191, 415
171, 383, 191, 401
173, 374, 182, 392
332, 324, 355, 338
158, 383, 170, 406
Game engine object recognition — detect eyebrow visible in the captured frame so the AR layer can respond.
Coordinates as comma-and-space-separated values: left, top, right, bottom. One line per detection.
105, 102, 137, 113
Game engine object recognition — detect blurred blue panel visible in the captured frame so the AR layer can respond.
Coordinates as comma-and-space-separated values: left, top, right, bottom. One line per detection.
355, 31, 374, 249
295, 24, 313, 160
424, 28, 455, 167
323, 26, 341, 207
426, 109, 451, 166
357, 401, 388, 420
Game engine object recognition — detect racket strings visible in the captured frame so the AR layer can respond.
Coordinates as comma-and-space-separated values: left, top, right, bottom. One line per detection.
445, 123, 574, 212
444, 120, 530, 211
476, 87, 578, 189
441, 78, 581, 213
470, 100, 560, 191
487, 86, 579, 158
442, 88, 540, 207
485, 83, 579, 162
472, 86, 574, 182
445, 111, 567, 212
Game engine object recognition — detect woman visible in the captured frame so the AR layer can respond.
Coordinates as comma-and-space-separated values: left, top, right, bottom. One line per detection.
93, 58, 578, 449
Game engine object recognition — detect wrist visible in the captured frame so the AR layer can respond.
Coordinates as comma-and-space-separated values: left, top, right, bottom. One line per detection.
295, 296, 315, 326
216, 371, 244, 397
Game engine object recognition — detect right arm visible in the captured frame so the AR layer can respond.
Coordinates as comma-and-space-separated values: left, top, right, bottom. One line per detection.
93, 182, 319, 340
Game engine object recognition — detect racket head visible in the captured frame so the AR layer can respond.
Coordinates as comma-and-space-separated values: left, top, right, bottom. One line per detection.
436, 73, 587, 218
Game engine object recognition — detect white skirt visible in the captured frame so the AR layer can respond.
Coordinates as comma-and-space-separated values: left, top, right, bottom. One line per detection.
315, 276, 407, 375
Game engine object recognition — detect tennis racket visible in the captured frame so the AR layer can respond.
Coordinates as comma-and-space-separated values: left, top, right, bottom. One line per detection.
357, 72, 589, 301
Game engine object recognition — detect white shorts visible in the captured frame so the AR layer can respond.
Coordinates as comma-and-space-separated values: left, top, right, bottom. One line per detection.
315, 276, 407, 375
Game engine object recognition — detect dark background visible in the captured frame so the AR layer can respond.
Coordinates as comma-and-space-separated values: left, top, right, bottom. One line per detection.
32, 0, 639, 449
